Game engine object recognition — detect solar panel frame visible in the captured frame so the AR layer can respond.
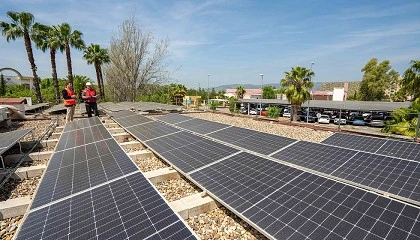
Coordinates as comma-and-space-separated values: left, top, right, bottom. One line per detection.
321, 133, 388, 153
155, 113, 193, 124
189, 152, 420, 240
16, 172, 197, 240
176, 118, 231, 135
113, 114, 153, 128
0, 128, 33, 155
125, 121, 181, 141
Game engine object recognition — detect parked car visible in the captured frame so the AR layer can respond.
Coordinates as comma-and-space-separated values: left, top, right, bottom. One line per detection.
282, 108, 291, 118
249, 108, 258, 115
300, 111, 318, 123
318, 115, 330, 124
334, 114, 347, 125
352, 115, 367, 126
368, 114, 386, 127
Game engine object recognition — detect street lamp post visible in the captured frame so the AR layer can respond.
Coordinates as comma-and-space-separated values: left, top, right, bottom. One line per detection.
260, 74, 263, 116
207, 74, 210, 110
307, 62, 315, 123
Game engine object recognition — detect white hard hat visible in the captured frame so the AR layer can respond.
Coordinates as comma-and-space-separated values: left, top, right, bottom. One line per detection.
86, 82, 92, 86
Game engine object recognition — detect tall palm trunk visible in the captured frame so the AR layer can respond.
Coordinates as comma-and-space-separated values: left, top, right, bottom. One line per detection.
292, 104, 299, 122
65, 43, 73, 83
50, 48, 60, 104
24, 31, 43, 103
98, 65, 105, 98
94, 62, 103, 98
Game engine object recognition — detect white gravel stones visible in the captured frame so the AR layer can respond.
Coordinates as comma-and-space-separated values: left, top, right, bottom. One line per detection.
187, 206, 268, 240
0, 176, 41, 202
155, 177, 201, 202
133, 157, 169, 172
188, 112, 333, 142
0, 216, 22, 240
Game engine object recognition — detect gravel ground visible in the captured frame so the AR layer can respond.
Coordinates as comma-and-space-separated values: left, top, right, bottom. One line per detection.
124, 146, 145, 152
155, 177, 201, 202
0, 176, 41, 202
0, 216, 22, 240
133, 157, 169, 172
0, 119, 57, 142
187, 206, 267, 240
187, 112, 333, 142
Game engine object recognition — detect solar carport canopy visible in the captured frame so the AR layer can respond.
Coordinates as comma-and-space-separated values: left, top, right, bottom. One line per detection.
238, 99, 411, 112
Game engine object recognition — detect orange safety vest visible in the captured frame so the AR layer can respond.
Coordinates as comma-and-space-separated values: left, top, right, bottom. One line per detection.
84, 88, 97, 103
64, 87, 76, 106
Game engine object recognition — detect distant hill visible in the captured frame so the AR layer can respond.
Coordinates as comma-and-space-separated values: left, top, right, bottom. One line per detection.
213, 81, 359, 92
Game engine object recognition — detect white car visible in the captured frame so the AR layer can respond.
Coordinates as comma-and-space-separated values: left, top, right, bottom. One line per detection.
318, 115, 330, 124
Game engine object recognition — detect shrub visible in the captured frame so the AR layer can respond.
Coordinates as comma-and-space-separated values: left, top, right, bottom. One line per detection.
267, 106, 280, 119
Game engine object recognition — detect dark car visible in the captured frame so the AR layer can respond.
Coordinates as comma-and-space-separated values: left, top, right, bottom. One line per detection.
300, 111, 318, 123
352, 115, 367, 126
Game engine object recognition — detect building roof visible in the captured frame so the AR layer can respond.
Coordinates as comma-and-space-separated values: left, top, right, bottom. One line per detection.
237, 99, 411, 112
0, 97, 27, 104
226, 89, 262, 94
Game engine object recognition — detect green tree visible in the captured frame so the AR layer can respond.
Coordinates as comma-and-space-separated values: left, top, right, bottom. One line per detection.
228, 97, 236, 113
382, 98, 420, 137
280, 66, 314, 121
267, 106, 280, 119
170, 84, 187, 105
72, 75, 91, 100
83, 43, 110, 98
41, 78, 66, 103
33, 25, 62, 103
217, 90, 226, 99
55, 23, 85, 84
262, 85, 275, 99
360, 58, 393, 101
209, 100, 218, 112
236, 85, 246, 99
0, 11, 44, 102
0, 74, 5, 95
401, 60, 420, 100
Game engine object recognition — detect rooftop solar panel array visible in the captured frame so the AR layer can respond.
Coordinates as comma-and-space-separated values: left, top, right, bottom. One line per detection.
126, 121, 181, 141
113, 114, 420, 239
108, 110, 139, 119
17, 172, 196, 240
113, 114, 153, 128
176, 118, 231, 135
62, 117, 103, 132
0, 129, 32, 155
16, 117, 196, 239
56, 123, 113, 151
156, 113, 193, 124
322, 133, 420, 161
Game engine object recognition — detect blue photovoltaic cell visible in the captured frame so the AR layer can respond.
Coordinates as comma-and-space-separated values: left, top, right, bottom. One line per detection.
376, 140, 420, 162
146, 131, 240, 173
156, 113, 193, 124
191, 152, 420, 240
114, 114, 153, 128
17, 172, 196, 240
63, 117, 103, 132
321, 133, 387, 153
176, 118, 230, 135
31, 139, 138, 209
125, 121, 181, 141
55, 123, 112, 151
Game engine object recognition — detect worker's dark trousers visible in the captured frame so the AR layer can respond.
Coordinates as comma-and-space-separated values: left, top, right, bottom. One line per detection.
85, 102, 99, 117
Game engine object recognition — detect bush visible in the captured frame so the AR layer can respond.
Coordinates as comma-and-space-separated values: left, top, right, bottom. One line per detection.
229, 97, 236, 113
210, 100, 218, 112
267, 106, 280, 119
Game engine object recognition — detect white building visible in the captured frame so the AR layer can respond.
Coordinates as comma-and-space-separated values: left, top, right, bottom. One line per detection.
2, 75, 34, 89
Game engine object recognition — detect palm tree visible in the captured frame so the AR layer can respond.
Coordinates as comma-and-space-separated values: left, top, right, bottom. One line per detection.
33, 25, 61, 103
170, 84, 187, 105
55, 23, 85, 84
83, 44, 110, 98
0, 11, 44, 103
402, 60, 420, 100
281, 66, 314, 121
236, 85, 246, 99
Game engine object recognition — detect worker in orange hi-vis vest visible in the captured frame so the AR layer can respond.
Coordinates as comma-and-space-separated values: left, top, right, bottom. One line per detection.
82, 82, 99, 117
62, 81, 77, 123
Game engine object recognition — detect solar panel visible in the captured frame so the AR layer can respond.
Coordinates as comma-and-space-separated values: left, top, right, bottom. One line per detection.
145, 131, 240, 173
62, 117, 103, 132
156, 113, 193, 124
322, 133, 387, 153
207, 126, 256, 143
272, 141, 359, 174
332, 152, 420, 202
113, 114, 153, 128
16, 172, 196, 240
376, 140, 420, 162
125, 121, 181, 141
0, 129, 32, 155
176, 118, 231, 135
109, 110, 139, 119
190, 152, 420, 240
31, 139, 139, 209
56, 123, 113, 151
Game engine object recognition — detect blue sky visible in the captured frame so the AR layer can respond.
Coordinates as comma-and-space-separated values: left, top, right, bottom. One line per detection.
1, 0, 420, 88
